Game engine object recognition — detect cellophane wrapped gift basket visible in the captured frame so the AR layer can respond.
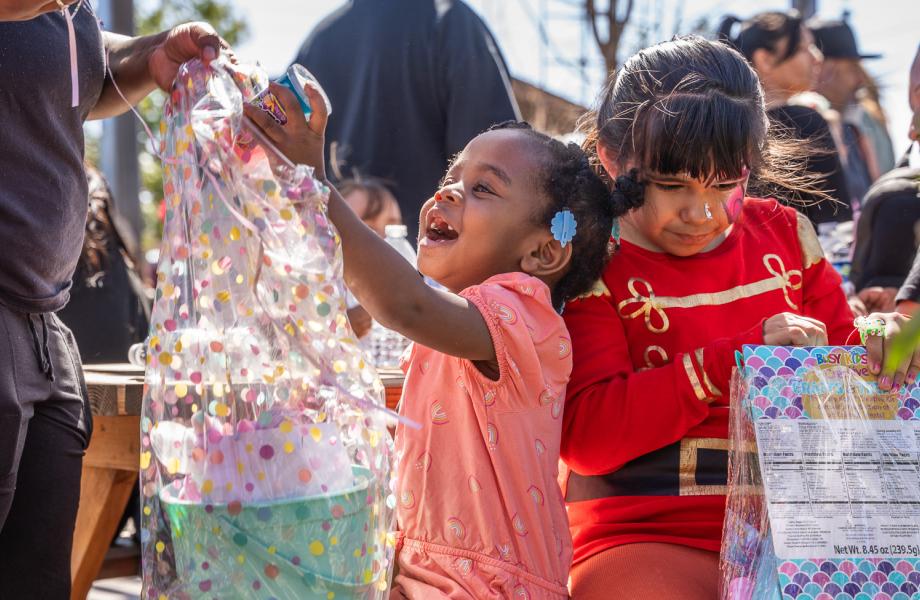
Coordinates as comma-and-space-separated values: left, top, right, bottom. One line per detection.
721, 345, 920, 600
139, 56, 396, 599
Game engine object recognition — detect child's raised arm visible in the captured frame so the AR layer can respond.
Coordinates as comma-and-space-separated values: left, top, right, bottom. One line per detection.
242, 82, 497, 365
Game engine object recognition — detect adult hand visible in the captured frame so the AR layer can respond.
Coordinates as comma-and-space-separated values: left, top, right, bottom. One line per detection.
863, 312, 920, 391
347, 305, 373, 338
857, 286, 898, 314
848, 295, 868, 318
763, 313, 828, 346
148, 22, 231, 92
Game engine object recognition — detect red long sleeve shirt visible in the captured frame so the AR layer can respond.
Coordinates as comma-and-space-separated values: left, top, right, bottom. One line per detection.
560, 198, 854, 565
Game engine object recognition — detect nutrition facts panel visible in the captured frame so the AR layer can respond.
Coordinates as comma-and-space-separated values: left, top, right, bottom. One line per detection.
755, 419, 920, 559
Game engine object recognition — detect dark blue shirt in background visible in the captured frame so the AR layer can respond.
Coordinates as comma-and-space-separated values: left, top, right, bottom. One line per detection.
292, 0, 520, 240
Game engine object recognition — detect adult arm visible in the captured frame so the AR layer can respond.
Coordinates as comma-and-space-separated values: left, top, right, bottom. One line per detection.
89, 23, 224, 120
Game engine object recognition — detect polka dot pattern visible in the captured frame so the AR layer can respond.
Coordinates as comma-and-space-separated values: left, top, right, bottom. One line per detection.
140, 59, 395, 597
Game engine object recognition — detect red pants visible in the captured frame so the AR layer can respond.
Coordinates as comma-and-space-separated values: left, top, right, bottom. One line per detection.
569, 543, 719, 599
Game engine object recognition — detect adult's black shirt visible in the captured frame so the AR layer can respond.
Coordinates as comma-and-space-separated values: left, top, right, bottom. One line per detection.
0, 5, 105, 313
768, 105, 853, 225
292, 0, 520, 239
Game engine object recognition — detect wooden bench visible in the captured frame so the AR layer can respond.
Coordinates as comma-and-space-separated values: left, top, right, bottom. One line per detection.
70, 364, 404, 600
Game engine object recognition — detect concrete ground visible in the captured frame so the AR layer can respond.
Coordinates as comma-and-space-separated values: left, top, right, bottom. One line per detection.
88, 577, 141, 600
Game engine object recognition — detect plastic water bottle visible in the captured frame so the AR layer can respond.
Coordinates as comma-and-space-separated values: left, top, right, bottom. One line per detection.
383, 224, 417, 265
369, 225, 416, 368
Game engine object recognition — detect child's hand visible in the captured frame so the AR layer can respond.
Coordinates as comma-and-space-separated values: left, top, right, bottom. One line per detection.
242, 81, 329, 179
864, 312, 920, 391
763, 313, 828, 346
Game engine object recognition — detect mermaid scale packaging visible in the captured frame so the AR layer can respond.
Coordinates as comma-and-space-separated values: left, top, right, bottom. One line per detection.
140, 57, 395, 599
721, 346, 920, 600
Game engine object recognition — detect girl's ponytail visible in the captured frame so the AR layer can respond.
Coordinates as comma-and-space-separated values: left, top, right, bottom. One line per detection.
716, 15, 742, 48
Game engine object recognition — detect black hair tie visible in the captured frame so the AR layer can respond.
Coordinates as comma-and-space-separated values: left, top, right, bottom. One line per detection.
611, 168, 645, 212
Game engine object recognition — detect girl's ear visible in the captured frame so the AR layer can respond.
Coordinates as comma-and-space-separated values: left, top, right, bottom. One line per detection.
520, 234, 573, 280
596, 141, 619, 180
751, 48, 774, 75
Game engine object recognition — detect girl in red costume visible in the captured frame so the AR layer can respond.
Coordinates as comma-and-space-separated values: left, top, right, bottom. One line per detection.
562, 36, 920, 599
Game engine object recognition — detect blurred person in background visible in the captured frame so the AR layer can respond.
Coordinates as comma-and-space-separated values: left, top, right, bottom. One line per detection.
855, 65, 897, 173
719, 10, 852, 224
291, 0, 520, 240
810, 18, 888, 206
338, 176, 404, 338
58, 166, 150, 364
852, 44, 920, 314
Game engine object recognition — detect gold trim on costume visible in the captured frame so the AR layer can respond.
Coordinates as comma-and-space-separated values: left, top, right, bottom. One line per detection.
617, 254, 803, 334
644, 345, 669, 368
694, 348, 722, 397
796, 212, 826, 269
574, 278, 611, 301
682, 355, 710, 403
679, 437, 730, 496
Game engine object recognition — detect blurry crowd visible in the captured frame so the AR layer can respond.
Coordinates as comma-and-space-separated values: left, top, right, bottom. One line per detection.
73, 5, 920, 361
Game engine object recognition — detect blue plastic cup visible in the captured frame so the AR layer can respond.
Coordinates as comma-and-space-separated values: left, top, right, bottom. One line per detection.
275, 64, 317, 119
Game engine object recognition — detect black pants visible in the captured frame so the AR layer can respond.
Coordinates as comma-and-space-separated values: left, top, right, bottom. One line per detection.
0, 304, 92, 599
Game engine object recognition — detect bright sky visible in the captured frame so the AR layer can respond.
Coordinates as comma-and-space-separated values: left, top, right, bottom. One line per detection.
231, 0, 919, 151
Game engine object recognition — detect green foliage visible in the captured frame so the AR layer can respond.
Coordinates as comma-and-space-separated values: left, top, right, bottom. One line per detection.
884, 314, 920, 373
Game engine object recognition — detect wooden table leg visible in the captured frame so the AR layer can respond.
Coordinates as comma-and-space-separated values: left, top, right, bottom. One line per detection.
70, 416, 140, 600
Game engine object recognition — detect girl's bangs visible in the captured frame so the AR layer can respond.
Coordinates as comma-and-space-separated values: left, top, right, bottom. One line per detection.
635, 92, 761, 183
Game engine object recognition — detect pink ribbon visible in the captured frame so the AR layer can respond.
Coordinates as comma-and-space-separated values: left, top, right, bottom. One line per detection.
59, 1, 82, 108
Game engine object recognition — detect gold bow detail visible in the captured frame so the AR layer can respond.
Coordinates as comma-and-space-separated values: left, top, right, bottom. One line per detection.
617, 278, 669, 333
762, 253, 802, 310
616, 254, 803, 334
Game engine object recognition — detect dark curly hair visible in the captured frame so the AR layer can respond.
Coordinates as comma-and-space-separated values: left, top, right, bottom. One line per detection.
488, 121, 624, 310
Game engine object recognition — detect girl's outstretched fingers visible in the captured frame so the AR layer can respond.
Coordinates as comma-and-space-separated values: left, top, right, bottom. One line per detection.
301, 81, 330, 137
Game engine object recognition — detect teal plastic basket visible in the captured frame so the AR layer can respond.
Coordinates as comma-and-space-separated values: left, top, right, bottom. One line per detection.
160, 466, 382, 598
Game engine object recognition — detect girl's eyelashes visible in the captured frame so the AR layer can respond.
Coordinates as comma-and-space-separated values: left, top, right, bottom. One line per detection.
472, 182, 495, 195
650, 180, 743, 192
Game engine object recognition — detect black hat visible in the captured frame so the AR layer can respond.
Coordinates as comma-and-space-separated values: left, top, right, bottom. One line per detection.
808, 19, 881, 60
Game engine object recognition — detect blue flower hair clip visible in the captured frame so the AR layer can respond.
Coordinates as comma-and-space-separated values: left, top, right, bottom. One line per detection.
551, 209, 577, 247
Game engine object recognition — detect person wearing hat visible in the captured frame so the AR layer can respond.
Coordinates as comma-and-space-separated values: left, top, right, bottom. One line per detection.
811, 18, 894, 194
717, 10, 853, 225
